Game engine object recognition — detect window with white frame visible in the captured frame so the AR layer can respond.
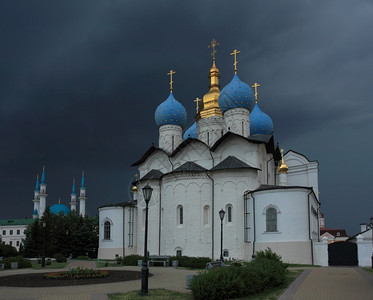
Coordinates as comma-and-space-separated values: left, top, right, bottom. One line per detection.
226, 205, 232, 223
177, 205, 183, 225
104, 221, 111, 240
266, 207, 277, 232
203, 205, 210, 225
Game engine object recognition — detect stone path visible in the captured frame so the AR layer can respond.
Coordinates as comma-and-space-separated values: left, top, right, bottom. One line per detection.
279, 267, 373, 300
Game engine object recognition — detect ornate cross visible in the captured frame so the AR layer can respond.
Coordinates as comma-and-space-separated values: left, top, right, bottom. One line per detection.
230, 49, 240, 73
194, 97, 201, 113
208, 39, 220, 59
251, 82, 260, 102
280, 149, 284, 158
167, 70, 176, 92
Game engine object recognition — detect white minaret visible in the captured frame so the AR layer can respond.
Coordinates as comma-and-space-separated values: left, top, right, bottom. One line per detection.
39, 166, 48, 217
79, 171, 87, 216
32, 174, 40, 219
70, 178, 77, 211
278, 149, 289, 186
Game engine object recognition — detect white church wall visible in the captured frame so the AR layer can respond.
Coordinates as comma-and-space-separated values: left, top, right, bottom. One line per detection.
171, 142, 212, 170
313, 237, 329, 266
212, 135, 259, 167
139, 150, 171, 177
98, 206, 124, 259
283, 151, 319, 198
136, 180, 161, 256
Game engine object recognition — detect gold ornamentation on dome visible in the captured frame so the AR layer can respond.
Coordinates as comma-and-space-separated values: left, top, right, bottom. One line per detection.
194, 97, 201, 113
230, 49, 240, 74
252, 82, 260, 103
199, 40, 223, 119
132, 186, 138, 193
167, 69, 175, 92
278, 149, 289, 174
208, 39, 220, 60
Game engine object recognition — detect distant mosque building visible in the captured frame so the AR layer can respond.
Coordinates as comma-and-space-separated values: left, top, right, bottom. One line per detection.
32, 167, 87, 218
98, 41, 321, 264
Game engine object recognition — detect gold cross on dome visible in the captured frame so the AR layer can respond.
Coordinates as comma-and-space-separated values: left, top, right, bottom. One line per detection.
194, 97, 201, 113
167, 69, 176, 92
208, 39, 220, 60
251, 82, 260, 102
280, 148, 284, 157
230, 49, 240, 74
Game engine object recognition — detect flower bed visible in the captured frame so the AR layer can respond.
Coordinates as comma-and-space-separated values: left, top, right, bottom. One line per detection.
44, 267, 109, 279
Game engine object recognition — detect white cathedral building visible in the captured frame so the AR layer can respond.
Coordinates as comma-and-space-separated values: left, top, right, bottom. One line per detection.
98, 43, 321, 264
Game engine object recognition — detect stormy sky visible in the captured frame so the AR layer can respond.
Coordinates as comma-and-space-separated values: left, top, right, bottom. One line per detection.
1, 0, 372, 235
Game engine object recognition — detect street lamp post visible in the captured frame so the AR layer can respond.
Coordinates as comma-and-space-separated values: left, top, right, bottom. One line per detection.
219, 209, 225, 263
42, 221, 46, 268
141, 184, 153, 296
366, 217, 373, 269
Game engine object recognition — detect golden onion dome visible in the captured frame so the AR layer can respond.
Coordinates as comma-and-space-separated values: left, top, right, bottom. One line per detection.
132, 186, 138, 193
278, 149, 289, 174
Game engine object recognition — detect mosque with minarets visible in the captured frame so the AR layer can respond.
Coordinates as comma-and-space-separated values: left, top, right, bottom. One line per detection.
97, 40, 322, 264
32, 167, 88, 218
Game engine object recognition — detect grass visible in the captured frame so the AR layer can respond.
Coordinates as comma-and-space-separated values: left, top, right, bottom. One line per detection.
31, 262, 68, 269
107, 269, 303, 300
96, 262, 123, 268
287, 263, 320, 268
363, 268, 373, 274
108, 289, 193, 300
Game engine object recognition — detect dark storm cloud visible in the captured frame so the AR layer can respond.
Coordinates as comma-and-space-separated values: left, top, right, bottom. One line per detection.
0, 0, 372, 235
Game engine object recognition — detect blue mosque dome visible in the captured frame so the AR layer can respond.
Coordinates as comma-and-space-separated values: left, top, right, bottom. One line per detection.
155, 92, 187, 128
218, 74, 255, 113
250, 103, 273, 136
50, 203, 70, 215
183, 121, 197, 140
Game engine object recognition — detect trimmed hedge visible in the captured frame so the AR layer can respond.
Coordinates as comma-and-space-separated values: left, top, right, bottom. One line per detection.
1, 256, 32, 269
54, 253, 67, 263
190, 254, 287, 299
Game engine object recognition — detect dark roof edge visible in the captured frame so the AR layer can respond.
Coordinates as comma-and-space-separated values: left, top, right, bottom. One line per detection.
285, 149, 319, 164
131, 146, 169, 166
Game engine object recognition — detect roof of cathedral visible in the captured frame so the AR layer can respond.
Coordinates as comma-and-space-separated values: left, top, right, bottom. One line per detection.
218, 74, 255, 113
183, 121, 197, 140
97, 200, 136, 209
173, 162, 207, 172
210, 131, 271, 151
50, 203, 70, 215
250, 102, 273, 136
211, 156, 260, 171
154, 92, 187, 128
140, 169, 163, 181
131, 145, 168, 166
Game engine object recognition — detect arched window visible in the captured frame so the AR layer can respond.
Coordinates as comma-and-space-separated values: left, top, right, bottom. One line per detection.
207, 132, 210, 145
242, 121, 244, 136
176, 250, 182, 256
226, 205, 232, 223
266, 208, 277, 232
177, 205, 183, 226
104, 221, 111, 240
223, 250, 229, 257
172, 135, 175, 151
203, 205, 210, 225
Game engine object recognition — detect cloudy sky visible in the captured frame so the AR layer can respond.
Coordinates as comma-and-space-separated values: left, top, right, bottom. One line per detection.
1, 0, 372, 235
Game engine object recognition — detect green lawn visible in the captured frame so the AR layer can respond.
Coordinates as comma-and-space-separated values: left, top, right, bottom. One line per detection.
108, 269, 303, 300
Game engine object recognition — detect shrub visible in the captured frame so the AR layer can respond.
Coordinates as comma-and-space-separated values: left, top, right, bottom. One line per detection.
44, 267, 109, 279
75, 255, 90, 260
190, 257, 287, 300
2, 256, 32, 269
122, 254, 143, 266
255, 248, 282, 262
54, 253, 67, 263
0, 243, 18, 258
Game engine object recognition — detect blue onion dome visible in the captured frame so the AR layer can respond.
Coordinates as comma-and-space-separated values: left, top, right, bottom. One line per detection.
33, 209, 38, 216
155, 92, 187, 128
250, 103, 273, 135
50, 203, 70, 215
183, 121, 197, 140
218, 74, 255, 113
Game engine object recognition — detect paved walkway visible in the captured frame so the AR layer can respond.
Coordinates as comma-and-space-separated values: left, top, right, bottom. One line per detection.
279, 267, 373, 300
0, 262, 197, 300
2, 264, 373, 299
